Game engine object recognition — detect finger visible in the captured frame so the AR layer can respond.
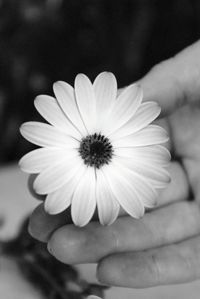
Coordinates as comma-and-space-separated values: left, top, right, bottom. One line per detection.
28, 202, 102, 242
139, 41, 200, 114
47, 201, 200, 264
28, 203, 72, 242
28, 174, 45, 201
97, 235, 200, 288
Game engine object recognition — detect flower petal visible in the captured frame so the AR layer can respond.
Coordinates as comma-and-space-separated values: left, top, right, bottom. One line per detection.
75, 74, 96, 134
53, 81, 87, 135
110, 101, 161, 139
45, 166, 85, 214
103, 164, 144, 219
96, 169, 120, 225
112, 125, 169, 148
71, 166, 96, 227
132, 176, 158, 208
114, 145, 171, 167
113, 155, 170, 188
45, 187, 72, 215
19, 147, 77, 173
102, 84, 143, 136
93, 72, 117, 131
111, 160, 158, 208
20, 122, 79, 148
33, 155, 83, 194
34, 95, 81, 139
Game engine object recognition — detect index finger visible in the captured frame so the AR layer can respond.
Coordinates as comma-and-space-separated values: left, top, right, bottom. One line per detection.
47, 201, 200, 264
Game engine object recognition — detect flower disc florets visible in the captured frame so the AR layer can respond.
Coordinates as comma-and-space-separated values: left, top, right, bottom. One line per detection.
79, 133, 113, 169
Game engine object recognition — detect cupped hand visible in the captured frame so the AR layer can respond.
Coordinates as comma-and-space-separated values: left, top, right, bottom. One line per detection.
29, 40, 200, 288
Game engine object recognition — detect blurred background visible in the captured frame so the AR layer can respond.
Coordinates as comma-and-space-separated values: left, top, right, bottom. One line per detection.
1, 0, 200, 298
1, 0, 200, 164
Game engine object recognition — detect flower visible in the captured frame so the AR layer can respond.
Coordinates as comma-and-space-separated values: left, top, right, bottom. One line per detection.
19, 72, 170, 227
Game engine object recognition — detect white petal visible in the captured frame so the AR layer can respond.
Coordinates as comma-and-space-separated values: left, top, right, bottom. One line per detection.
75, 74, 96, 134
93, 72, 117, 131
114, 145, 171, 167
111, 160, 158, 208
102, 84, 143, 136
33, 156, 83, 194
45, 166, 85, 214
19, 147, 77, 173
131, 176, 158, 208
20, 122, 79, 148
71, 166, 96, 227
112, 125, 169, 148
45, 188, 71, 215
103, 164, 144, 219
110, 101, 161, 140
34, 95, 81, 139
96, 169, 120, 225
53, 81, 87, 135
113, 155, 170, 187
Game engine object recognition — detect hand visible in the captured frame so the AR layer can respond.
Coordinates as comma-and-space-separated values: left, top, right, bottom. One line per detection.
29, 40, 200, 288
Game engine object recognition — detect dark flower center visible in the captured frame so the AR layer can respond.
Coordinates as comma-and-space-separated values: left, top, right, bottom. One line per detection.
79, 133, 113, 169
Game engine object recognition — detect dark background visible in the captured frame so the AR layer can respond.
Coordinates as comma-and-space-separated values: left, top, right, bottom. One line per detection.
0, 0, 199, 164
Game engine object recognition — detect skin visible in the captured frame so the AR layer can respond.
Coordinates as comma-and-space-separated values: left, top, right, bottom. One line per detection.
29, 40, 200, 288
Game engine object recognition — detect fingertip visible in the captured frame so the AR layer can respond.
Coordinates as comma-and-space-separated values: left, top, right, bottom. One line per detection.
96, 260, 107, 284
47, 220, 115, 264
28, 203, 49, 242
29, 203, 71, 242
97, 252, 153, 288
28, 174, 45, 200
47, 225, 90, 264
96, 256, 117, 286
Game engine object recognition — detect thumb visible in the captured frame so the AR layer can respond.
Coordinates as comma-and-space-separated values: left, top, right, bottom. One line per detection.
139, 40, 200, 115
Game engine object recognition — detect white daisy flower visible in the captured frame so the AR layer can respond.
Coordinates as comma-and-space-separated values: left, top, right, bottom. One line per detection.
19, 72, 170, 227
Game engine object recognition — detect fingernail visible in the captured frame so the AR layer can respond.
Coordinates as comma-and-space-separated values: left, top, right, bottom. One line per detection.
96, 262, 112, 286
28, 222, 33, 237
47, 242, 53, 255
96, 264, 105, 284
